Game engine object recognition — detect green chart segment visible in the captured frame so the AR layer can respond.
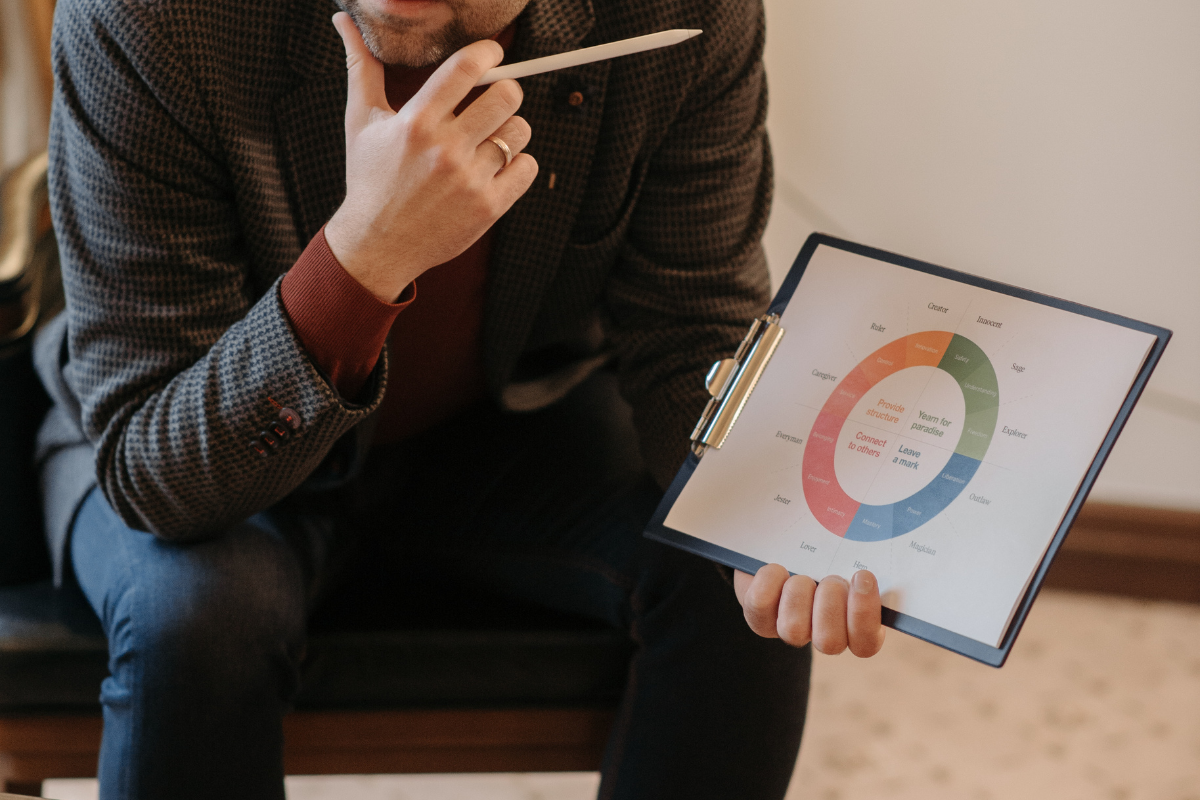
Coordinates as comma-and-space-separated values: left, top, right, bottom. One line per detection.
935, 335, 999, 462
802, 332, 1000, 541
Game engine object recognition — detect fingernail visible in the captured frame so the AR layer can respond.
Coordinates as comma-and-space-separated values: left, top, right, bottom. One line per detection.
852, 571, 875, 595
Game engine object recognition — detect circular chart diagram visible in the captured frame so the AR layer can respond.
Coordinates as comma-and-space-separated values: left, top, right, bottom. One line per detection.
802, 331, 999, 541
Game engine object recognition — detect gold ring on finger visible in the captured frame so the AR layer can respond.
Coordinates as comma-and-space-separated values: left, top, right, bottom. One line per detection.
486, 135, 513, 170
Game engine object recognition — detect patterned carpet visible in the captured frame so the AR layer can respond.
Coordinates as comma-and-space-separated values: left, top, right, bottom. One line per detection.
790, 590, 1200, 800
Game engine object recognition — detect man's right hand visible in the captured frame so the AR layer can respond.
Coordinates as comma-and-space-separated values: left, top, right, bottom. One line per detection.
325, 12, 538, 303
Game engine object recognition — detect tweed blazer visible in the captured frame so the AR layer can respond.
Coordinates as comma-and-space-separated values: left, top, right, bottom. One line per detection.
34, 0, 773, 578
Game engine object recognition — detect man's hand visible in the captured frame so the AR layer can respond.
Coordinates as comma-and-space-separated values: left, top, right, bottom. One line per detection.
734, 565, 886, 657
325, 12, 538, 303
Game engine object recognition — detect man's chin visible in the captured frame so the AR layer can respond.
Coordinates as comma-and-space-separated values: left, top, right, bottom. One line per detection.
364, 32, 448, 67
337, 0, 528, 68
356, 18, 458, 67
337, 0, 446, 66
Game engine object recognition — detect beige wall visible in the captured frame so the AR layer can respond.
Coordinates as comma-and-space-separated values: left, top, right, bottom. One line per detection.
762, 0, 1200, 509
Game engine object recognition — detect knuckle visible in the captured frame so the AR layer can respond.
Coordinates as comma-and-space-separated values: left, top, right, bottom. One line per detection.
777, 618, 811, 648
848, 623, 884, 657
428, 150, 453, 176
743, 581, 771, 614
511, 116, 532, 142
465, 182, 490, 207
519, 156, 539, 183
479, 181, 502, 206
484, 194, 508, 219
782, 575, 816, 606
743, 603, 774, 637
403, 112, 437, 143
849, 607, 880, 634
849, 638, 879, 658
452, 47, 493, 80
512, 152, 537, 175
755, 564, 784, 589
812, 631, 847, 655
429, 143, 463, 174
492, 79, 523, 108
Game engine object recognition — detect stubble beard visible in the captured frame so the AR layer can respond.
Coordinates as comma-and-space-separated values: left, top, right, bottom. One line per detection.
335, 0, 528, 67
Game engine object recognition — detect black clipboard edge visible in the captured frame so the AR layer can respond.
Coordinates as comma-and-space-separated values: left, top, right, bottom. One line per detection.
645, 233, 1172, 668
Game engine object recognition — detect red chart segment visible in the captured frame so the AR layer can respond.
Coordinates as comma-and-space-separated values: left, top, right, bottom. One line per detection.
821, 367, 873, 418
802, 411, 860, 536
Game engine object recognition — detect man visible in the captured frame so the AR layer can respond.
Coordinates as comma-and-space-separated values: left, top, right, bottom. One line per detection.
35, 0, 885, 797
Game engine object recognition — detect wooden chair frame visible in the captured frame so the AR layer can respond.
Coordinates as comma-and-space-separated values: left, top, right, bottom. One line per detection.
0, 708, 615, 795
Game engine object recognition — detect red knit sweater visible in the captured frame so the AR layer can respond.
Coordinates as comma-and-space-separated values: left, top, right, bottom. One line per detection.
280, 25, 515, 445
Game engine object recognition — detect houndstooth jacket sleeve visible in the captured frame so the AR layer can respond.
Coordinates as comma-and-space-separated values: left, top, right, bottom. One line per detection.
48, 0, 388, 538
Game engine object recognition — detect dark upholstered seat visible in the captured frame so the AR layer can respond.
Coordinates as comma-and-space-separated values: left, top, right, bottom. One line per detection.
0, 579, 633, 715
0, 582, 107, 713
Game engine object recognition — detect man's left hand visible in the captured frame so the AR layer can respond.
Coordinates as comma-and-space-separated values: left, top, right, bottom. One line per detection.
734, 566, 886, 657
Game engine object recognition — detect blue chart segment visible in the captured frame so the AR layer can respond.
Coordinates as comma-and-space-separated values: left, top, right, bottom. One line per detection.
803, 332, 999, 541
843, 453, 984, 541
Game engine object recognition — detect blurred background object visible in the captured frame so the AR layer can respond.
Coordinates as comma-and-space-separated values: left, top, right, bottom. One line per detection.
1, 0, 51, 171
0, 0, 57, 588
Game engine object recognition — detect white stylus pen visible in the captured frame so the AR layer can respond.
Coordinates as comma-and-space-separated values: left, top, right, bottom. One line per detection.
475, 29, 703, 86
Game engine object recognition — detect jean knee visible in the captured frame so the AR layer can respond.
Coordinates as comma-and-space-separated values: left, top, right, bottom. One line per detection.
100, 532, 308, 704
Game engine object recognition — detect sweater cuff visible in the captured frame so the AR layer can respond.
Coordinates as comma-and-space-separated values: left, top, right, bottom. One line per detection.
281, 228, 414, 399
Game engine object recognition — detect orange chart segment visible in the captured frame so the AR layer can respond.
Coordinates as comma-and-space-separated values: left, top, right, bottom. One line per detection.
857, 338, 909, 385
905, 330, 954, 368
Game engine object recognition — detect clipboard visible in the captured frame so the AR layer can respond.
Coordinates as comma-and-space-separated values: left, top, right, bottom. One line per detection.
645, 234, 1172, 667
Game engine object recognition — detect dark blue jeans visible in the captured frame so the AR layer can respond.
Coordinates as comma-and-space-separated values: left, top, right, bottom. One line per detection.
71, 373, 810, 800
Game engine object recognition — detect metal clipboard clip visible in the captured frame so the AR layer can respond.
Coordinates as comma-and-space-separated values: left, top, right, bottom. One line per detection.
690, 313, 785, 457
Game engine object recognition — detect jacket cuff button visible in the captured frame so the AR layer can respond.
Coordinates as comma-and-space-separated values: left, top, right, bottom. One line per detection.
250, 439, 270, 457
278, 407, 302, 432
259, 430, 280, 448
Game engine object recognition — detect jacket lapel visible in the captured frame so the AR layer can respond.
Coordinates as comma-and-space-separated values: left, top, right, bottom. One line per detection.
275, 0, 347, 248
484, 0, 609, 393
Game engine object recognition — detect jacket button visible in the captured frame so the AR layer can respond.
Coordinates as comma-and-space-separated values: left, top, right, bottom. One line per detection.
250, 439, 270, 457
278, 407, 302, 432
268, 421, 290, 440
259, 430, 279, 448
555, 79, 592, 115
